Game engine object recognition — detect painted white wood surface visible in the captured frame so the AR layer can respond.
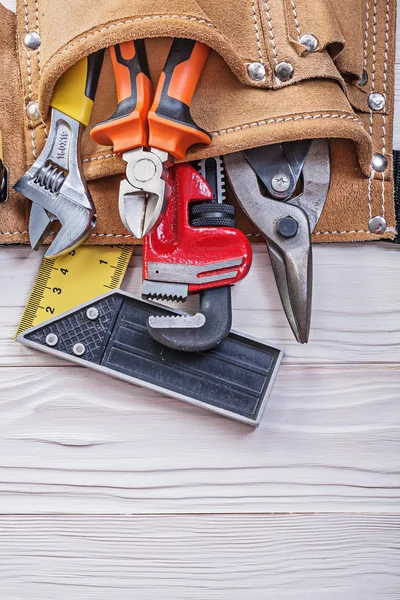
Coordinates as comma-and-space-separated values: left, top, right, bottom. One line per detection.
3, 244, 400, 367
1, 244, 400, 516
0, 514, 399, 600
0, 0, 399, 596
1, 360, 400, 513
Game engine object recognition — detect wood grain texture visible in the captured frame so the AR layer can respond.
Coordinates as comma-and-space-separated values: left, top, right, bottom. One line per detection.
0, 3, 399, 596
3, 244, 400, 367
1, 361, 399, 513
0, 514, 399, 600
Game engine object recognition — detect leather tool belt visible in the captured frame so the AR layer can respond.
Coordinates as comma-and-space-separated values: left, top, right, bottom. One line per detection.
0, 0, 397, 246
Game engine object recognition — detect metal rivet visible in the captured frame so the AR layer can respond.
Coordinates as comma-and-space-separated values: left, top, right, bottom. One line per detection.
46, 333, 58, 347
368, 216, 387, 234
371, 153, 388, 173
275, 62, 294, 82
299, 33, 318, 52
368, 92, 385, 111
73, 343, 86, 356
271, 173, 291, 193
277, 216, 299, 238
86, 307, 99, 320
26, 102, 40, 121
356, 68, 368, 87
247, 62, 266, 81
24, 32, 41, 50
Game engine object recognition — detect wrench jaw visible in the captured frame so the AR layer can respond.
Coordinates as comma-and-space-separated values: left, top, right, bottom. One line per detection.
147, 286, 233, 353
142, 281, 189, 303
14, 108, 96, 257
28, 205, 55, 251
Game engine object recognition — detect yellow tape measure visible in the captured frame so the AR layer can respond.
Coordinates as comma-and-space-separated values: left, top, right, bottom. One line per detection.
16, 245, 133, 338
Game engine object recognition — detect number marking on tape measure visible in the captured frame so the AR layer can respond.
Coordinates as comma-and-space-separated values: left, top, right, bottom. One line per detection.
15, 245, 133, 338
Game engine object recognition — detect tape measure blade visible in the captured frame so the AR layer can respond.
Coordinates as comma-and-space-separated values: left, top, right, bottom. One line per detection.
15, 246, 133, 339
15, 257, 55, 338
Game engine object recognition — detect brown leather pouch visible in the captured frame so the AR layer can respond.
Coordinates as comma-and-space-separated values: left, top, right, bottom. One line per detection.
0, 0, 396, 246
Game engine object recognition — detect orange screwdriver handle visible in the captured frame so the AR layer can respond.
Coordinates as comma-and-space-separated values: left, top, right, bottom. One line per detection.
90, 40, 152, 154
148, 39, 212, 160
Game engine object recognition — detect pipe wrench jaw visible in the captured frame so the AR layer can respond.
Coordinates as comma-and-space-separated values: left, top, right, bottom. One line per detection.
14, 108, 96, 257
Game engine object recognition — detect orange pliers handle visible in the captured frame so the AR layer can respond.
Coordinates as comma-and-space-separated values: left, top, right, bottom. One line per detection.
91, 39, 211, 159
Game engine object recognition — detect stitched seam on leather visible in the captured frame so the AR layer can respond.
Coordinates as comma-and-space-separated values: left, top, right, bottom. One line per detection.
380, 0, 390, 220
23, 0, 37, 160
363, 0, 369, 73
0, 231, 29, 236
367, 0, 377, 219
83, 153, 117, 163
264, 0, 278, 64
90, 233, 135, 238
251, 0, 263, 61
369, 0, 377, 138
211, 113, 362, 136
34, 0, 48, 140
0, 229, 377, 237
34, 0, 41, 75
41, 15, 216, 73
314, 229, 371, 235
289, 0, 301, 39
246, 230, 375, 236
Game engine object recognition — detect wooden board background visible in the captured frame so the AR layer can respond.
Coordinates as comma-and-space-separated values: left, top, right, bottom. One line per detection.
0, 0, 399, 597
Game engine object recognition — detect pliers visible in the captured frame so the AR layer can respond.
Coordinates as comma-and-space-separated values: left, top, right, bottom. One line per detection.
91, 38, 211, 239
225, 139, 331, 344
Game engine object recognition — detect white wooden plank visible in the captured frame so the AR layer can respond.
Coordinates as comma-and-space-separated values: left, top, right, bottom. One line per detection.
0, 514, 399, 600
2, 244, 400, 366
0, 364, 399, 513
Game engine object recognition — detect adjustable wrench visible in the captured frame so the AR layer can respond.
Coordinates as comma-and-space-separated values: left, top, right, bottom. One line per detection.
14, 50, 105, 257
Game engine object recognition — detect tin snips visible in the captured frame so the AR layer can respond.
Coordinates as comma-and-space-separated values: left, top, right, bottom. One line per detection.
225, 139, 330, 344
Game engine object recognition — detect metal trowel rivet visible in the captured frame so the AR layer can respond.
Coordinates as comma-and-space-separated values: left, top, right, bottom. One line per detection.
247, 62, 266, 81
371, 153, 388, 172
275, 62, 294, 82
45, 333, 58, 347
26, 102, 40, 121
24, 32, 41, 50
86, 307, 99, 320
368, 92, 385, 111
368, 216, 387, 235
299, 34, 318, 52
73, 343, 86, 356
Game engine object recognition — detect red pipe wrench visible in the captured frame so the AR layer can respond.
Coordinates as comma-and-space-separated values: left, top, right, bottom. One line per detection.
142, 161, 252, 351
